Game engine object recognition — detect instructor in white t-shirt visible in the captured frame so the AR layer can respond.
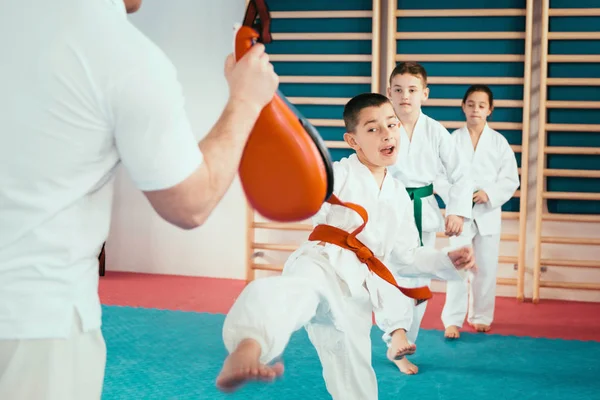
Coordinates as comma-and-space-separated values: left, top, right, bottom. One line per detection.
0, 0, 278, 398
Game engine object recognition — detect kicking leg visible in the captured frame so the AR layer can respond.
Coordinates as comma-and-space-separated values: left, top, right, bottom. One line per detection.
217, 254, 328, 392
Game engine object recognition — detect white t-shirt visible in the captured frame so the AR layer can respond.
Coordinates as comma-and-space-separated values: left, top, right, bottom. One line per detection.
0, 0, 203, 339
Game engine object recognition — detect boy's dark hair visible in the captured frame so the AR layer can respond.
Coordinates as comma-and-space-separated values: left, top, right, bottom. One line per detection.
389, 62, 428, 87
462, 84, 494, 109
343, 93, 391, 132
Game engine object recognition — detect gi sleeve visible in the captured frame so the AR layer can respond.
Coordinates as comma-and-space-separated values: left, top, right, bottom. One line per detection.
437, 125, 474, 219
480, 138, 520, 209
386, 190, 465, 282
109, 51, 203, 192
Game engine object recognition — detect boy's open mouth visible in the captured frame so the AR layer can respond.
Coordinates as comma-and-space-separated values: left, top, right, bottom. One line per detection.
380, 145, 395, 155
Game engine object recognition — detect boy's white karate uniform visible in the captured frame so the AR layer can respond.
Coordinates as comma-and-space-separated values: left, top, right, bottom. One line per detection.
222, 154, 465, 400
374, 111, 473, 346
436, 124, 520, 328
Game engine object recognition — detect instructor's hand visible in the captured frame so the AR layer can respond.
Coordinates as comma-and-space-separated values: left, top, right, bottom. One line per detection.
224, 43, 279, 115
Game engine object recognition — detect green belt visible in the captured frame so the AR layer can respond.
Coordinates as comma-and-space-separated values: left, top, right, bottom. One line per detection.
405, 184, 434, 246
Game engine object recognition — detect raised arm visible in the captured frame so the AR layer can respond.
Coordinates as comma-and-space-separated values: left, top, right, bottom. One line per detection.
112, 44, 278, 229
385, 191, 471, 281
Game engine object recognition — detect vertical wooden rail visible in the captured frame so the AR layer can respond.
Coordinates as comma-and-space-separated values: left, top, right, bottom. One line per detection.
371, 0, 381, 93
385, 0, 397, 91
517, 0, 534, 302
532, 0, 550, 303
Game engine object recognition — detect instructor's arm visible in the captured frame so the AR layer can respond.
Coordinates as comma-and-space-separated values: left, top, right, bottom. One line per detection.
113, 44, 278, 229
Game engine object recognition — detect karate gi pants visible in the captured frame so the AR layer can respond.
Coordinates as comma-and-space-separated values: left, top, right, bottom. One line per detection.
374, 231, 436, 347
0, 311, 106, 400
442, 221, 501, 327
222, 247, 378, 400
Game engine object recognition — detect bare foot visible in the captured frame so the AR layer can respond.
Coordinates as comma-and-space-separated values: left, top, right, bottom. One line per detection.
444, 325, 460, 339
387, 329, 416, 360
392, 357, 419, 375
471, 323, 491, 333
216, 338, 284, 392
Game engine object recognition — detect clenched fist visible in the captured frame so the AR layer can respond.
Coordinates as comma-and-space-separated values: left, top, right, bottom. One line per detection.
445, 214, 464, 237
448, 246, 476, 271
473, 190, 489, 204
224, 43, 279, 115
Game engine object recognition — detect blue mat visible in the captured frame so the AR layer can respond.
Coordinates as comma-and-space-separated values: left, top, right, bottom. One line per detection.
101, 305, 600, 400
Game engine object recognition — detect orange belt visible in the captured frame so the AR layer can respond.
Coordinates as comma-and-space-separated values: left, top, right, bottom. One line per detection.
308, 194, 432, 305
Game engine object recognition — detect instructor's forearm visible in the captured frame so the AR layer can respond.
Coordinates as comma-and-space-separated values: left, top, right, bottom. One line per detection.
195, 98, 261, 220
143, 98, 261, 230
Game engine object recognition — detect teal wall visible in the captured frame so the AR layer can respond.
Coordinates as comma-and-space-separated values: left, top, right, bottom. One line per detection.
264, 0, 599, 215
546, 1, 600, 215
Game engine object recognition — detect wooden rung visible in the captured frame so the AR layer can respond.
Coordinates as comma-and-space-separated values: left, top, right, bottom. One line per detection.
253, 222, 312, 231
396, 32, 525, 40
288, 97, 348, 105
540, 259, 599, 268
270, 11, 373, 19
543, 213, 600, 223
428, 77, 524, 85
548, 55, 600, 63
443, 121, 522, 130
270, 54, 372, 62
542, 192, 600, 201
502, 211, 520, 220
546, 101, 600, 109
324, 140, 348, 148
547, 78, 600, 86
548, 32, 600, 40
396, 9, 527, 17
548, 8, 600, 17
251, 263, 284, 272
499, 256, 518, 264
279, 76, 372, 84
541, 236, 600, 245
539, 281, 600, 291
425, 99, 523, 108
544, 169, 600, 178
310, 119, 345, 127
272, 33, 372, 41
544, 146, 600, 155
497, 278, 518, 286
502, 234, 519, 241
252, 243, 297, 252
291, 97, 525, 108
396, 54, 524, 62
546, 124, 600, 133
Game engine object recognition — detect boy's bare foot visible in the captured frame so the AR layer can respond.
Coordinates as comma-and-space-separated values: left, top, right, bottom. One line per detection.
392, 357, 419, 375
216, 338, 284, 393
471, 323, 491, 333
444, 325, 460, 339
387, 329, 417, 360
